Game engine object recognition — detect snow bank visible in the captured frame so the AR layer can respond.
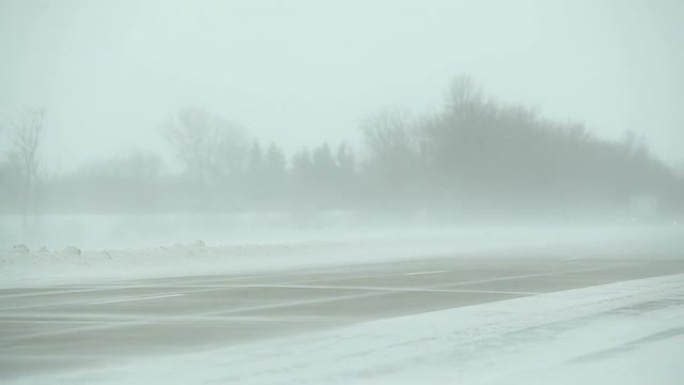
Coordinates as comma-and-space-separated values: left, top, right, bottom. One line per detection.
2, 225, 682, 287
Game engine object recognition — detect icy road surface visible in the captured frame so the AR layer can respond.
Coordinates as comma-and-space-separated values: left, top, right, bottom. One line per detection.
1, 255, 683, 384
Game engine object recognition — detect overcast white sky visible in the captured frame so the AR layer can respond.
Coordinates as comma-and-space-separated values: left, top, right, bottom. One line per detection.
1, 0, 683, 171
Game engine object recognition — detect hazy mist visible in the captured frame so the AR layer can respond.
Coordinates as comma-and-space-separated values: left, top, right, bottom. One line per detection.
2, 0, 684, 169
3, 4, 684, 384
1, 0, 684, 249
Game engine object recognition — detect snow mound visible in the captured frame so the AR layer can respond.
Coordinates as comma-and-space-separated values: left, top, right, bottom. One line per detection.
62, 246, 82, 256
11, 244, 29, 254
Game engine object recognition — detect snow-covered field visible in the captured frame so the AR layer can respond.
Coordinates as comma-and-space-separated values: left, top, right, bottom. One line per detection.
2, 221, 682, 287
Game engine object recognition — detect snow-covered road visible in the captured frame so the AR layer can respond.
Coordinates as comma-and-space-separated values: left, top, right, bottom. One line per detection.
2, 254, 683, 385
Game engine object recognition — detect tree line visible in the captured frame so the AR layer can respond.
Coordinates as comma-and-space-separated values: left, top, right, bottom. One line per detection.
1, 76, 682, 221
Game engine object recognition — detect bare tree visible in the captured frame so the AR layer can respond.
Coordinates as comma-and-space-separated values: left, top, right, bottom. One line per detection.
161, 107, 248, 184
360, 107, 423, 188
361, 107, 417, 161
8, 107, 46, 227
447, 74, 485, 113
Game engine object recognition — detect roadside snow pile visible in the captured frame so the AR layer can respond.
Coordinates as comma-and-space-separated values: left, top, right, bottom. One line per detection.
1, 225, 682, 287
0, 240, 343, 287
11, 244, 29, 254
62, 246, 82, 256
189, 239, 205, 248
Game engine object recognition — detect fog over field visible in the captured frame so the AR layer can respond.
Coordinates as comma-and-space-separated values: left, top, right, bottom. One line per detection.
1, 2, 683, 385
2, 0, 684, 250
